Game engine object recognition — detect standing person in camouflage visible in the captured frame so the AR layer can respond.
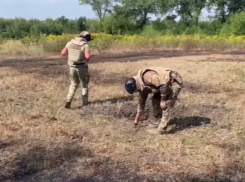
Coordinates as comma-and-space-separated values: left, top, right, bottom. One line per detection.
124, 67, 183, 134
61, 31, 93, 109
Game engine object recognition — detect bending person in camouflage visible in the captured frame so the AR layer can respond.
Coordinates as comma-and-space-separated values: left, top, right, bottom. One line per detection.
61, 31, 93, 109
124, 67, 183, 134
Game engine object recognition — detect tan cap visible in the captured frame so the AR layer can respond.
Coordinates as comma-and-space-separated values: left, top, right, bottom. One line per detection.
79, 31, 92, 41
79, 31, 90, 37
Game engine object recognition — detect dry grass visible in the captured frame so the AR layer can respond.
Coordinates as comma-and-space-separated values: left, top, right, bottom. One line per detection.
0, 40, 45, 59
0, 51, 245, 181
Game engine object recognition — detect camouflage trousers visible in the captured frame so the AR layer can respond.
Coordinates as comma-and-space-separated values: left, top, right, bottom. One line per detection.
66, 66, 90, 105
152, 73, 183, 132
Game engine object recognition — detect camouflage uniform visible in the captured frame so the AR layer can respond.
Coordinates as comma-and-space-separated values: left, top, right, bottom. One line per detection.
133, 67, 183, 132
65, 33, 90, 106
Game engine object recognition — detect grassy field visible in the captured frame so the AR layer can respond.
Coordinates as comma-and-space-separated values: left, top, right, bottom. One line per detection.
1, 34, 245, 58
1, 49, 245, 182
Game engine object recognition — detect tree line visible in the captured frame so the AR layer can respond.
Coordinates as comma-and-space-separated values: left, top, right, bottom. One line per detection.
1, 0, 245, 39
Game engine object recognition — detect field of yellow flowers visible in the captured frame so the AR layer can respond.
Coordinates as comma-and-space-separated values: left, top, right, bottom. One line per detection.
23, 33, 245, 52
1, 33, 245, 57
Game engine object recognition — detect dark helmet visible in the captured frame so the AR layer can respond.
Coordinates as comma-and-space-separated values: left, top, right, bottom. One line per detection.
125, 78, 137, 94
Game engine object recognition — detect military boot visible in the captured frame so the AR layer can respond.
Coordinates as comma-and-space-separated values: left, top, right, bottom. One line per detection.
65, 102, 71, 109
81, 96, 89, 107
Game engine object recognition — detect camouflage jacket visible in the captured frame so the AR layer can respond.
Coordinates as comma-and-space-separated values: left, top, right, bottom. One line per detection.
133, 67, 182, 113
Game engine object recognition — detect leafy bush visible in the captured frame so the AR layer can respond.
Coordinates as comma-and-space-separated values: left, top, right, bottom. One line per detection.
221, 11, 245, 35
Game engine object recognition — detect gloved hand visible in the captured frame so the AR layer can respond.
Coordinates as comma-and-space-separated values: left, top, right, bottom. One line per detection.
160, 100, 174, 110
160, 101, 168, 110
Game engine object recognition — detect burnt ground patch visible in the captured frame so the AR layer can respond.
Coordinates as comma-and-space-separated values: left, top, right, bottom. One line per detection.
0, 50, 215, 66
183, 81, 220, 94
78, 93, 230, 133
8, 135, 245, 182
91, 50, 213, 63
0, 58, 127, 85
1, 51, 239, 94
182, 81, 245, 95
11, 153, 243, 182
1, 50, 245, 83
1, 49, 245, 68
2, 104, 242, 182
89, 70, 127, 86
0, 141, 93, 182
182, 81, 205, 93
0, 140, 12, 150
1, 49, 244, 80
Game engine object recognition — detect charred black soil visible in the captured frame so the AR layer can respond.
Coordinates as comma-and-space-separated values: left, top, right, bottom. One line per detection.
77, 94, 229, 134
1, 50, 245, 83
1, 50, 245, 71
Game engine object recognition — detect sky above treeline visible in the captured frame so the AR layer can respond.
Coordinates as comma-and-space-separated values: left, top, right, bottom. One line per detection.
0, 0, 213, 20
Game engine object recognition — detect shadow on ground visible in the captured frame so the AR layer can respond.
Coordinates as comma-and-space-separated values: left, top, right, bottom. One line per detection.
8, 141, 245, 182
165, 116, 211, 134
0, 140, 12, 150
12, 143, 92, 181
90, 95, 135, 105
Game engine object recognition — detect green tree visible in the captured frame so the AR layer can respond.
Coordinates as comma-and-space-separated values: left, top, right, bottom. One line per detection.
77, 16, 87, 31
220, 11, 245, 35
208, 0, 245, 22
169, 0, 207, 26
103, 9, 136, 34
86, 19, 103, 32
116, 0, 162, 29
78, 0, 113, 21
56, 16, 69, 25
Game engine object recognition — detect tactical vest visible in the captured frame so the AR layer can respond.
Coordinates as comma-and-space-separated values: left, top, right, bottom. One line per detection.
67, 38, 87, 67
133, 67, 172, 92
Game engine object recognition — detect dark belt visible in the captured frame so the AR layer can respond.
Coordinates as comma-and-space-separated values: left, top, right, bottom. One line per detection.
74, 62, 86, 65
